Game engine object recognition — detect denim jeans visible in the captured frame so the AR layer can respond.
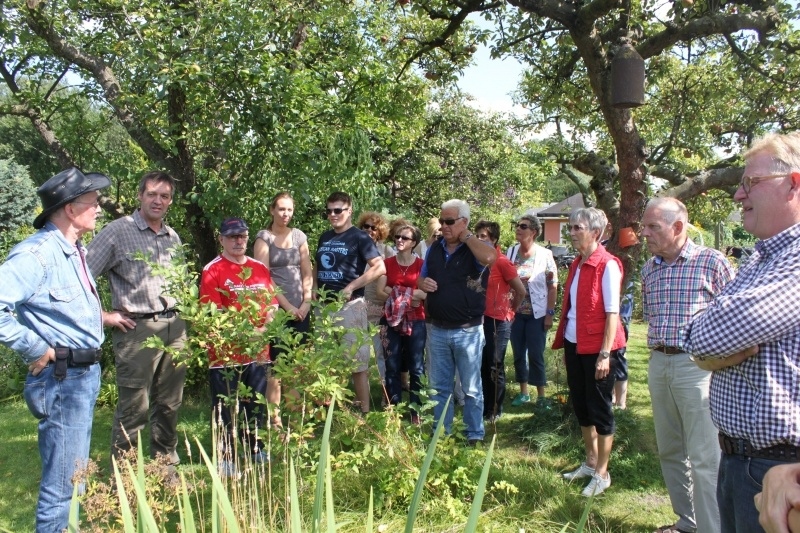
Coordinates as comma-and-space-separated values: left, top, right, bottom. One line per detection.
383, 320, 426, 409
718, 453, 784, 533
481, 317, 512, 418
510, 313, 547, 387
24, 363, 100, 533
428, 324, 485, 440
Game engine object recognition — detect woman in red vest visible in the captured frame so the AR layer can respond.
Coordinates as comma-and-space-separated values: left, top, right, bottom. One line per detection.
553, 207, 626, 498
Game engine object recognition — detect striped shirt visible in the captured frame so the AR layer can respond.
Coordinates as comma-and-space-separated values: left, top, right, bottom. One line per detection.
641, 239, 734, 350
87, 209, 182, 314
684, 223, 800, 449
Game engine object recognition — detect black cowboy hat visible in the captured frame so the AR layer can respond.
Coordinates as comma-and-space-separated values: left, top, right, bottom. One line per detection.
33, 167, 111, 229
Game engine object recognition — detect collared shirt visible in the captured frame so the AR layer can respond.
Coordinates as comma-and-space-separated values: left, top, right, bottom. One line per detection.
642, 239, 734, 349
0, 222, 104, 364
684, 223, 800, 449
87, 209, 182, 314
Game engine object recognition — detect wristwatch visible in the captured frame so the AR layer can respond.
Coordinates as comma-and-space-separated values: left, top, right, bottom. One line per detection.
546, 309, 555, 316
462, 232, 473, 242
599, 350, 611, 360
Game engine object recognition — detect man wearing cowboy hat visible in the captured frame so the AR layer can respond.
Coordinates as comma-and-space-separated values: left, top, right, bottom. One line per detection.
0, 167, 109, 532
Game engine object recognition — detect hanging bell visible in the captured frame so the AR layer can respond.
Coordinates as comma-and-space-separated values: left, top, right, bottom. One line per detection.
610, 43, 645, 108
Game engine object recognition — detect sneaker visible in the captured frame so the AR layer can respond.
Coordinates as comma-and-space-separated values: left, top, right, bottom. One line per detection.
251, 450, 270, 464
581, 472, 611, 497
562, 462, 596, 480
511, 393, 531, 407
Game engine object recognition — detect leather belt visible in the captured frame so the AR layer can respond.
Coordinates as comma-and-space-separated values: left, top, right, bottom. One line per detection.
719, 433, 800, 462
430, 317, 483, 330
651, 345, 684, 355
134, 309, 178, 320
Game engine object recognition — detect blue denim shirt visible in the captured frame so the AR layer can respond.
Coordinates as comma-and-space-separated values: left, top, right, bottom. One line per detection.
0, 222, 104, 364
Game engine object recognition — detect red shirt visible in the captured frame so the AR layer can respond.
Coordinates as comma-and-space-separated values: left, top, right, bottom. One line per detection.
199, 255, 278, 366
484, 251, 519, 321
384, 256, 425, 321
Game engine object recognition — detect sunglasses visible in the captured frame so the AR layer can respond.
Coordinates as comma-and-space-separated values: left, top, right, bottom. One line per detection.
323, 207, 348, 217
568, 224, 588, 232
394, 234, 413, 242
362, 223, 378, 231
515, 223, 531, 230
438, 216, 464, 226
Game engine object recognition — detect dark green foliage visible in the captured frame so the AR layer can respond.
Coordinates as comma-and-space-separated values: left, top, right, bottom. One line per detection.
0, 159, 38, 231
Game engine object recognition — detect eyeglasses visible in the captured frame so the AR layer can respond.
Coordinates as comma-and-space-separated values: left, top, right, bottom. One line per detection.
362, 224, 378, 231
568, 224, 588, 232
739, 173, 788, 194
394, 234, 413, 242
72, 200, 101, 208
325, 207, 348, 216
224, 234, 249, 241
515, 223, 531, 230
438, 217, 464, 226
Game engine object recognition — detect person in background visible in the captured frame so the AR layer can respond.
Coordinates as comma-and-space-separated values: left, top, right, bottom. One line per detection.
414, 217, 442, 259
356, 211, 395, 395
418, 199, 497, 444
553, 207, 625, 497
377, 223, 426, 423
684, 132, 800, 532
87, 171, 187, 468
254, 192, 313, 428
0, 168, 108, 532
641, 197, 733, 533
506, 211, 557, 406
474, 221, 525, 423
200, 218, 278, 472
314, 192, 385, 414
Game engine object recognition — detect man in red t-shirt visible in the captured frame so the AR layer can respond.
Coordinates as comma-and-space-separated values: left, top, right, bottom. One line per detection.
474, 221, 525, 422
200, 218, 278, 468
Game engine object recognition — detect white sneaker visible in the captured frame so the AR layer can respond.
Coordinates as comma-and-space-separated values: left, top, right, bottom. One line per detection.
562, 462, 595, 481
581, 472, 611, 497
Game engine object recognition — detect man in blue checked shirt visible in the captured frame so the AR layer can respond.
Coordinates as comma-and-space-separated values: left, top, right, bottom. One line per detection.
641, 197, 734, 533
0, 168, 109, 532
684, 132, 800, 533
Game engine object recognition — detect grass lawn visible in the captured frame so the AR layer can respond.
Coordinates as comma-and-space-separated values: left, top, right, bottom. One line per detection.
0, 321, 679, 532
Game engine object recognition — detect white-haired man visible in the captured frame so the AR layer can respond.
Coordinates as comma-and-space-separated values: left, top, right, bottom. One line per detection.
418, 199, 497, 444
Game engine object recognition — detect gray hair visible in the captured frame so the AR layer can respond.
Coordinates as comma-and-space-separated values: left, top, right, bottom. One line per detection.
441, 199, 470, 223
518, 210, 542, 235
744, 132, 800, 173
570, 207, 607, 239
646, 197, 688, 226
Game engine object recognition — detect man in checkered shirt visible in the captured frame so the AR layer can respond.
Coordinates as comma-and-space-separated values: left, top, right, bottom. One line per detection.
684, 132, 800, 533
641, 197, 734, 533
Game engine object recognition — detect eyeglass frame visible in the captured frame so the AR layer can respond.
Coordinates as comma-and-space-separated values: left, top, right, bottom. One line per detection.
739, 173, 790, 194
394, 234, 413, 242
438, 216, 465, 226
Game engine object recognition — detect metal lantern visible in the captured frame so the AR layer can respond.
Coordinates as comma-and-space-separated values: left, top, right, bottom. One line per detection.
610, 42, 645, 108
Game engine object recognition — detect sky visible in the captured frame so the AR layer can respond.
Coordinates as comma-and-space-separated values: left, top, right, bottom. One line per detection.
455, 21, 527, 116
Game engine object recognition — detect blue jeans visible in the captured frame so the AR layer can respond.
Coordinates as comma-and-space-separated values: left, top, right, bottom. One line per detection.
383, 320, 426, 410
510, 313, 547, 387
718, 453, 784, 532
481, 317, 512, 418
24, 363, 100, 533
428, 324, 485, 440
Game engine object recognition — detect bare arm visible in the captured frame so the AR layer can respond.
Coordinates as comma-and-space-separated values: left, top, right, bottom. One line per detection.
459, 229, 497, 266
509, 276, 526, 312
343, 256, 386, 299
693, 346, 759, 371
594, 312, 619, 380
545, 274, 558, 329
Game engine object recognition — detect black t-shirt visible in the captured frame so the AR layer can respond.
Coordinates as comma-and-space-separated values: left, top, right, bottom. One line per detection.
315, 226, 380, 297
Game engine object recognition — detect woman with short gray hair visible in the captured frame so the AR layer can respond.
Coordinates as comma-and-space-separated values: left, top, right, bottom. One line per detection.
552, 207, 626, 497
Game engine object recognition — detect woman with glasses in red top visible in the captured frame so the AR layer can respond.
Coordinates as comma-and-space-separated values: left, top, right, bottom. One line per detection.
376, 224, 426, 423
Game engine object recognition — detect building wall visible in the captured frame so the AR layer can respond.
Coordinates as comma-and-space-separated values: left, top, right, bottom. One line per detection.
542, 218, 568, 244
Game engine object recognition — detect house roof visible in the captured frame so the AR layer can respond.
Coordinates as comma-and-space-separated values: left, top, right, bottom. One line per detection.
537, 193, 587, 217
